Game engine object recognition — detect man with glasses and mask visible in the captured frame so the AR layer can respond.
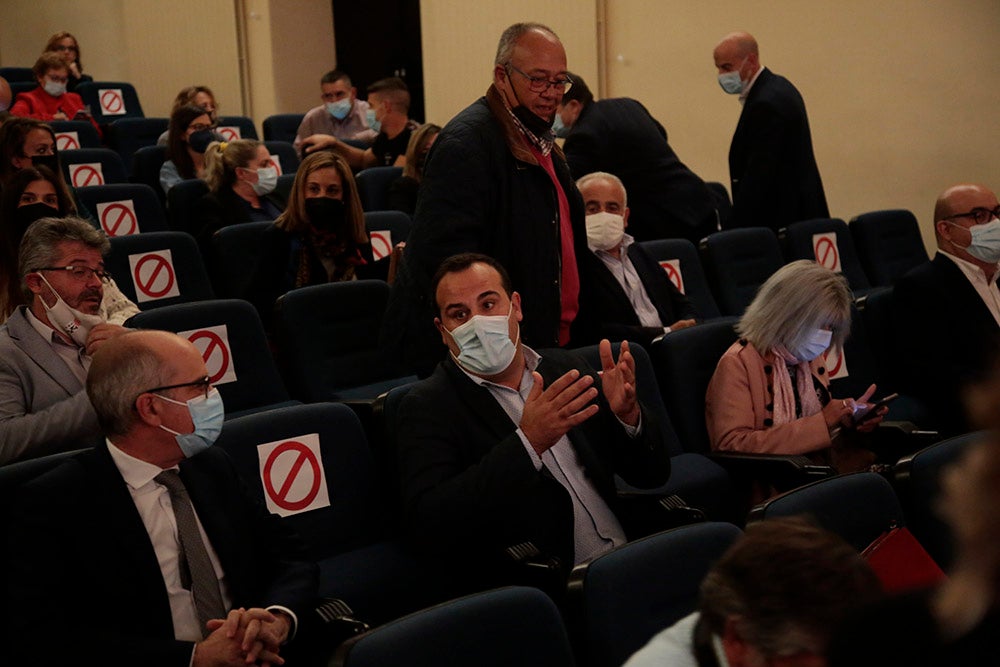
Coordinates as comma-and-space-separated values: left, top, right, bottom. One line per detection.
5, 329, 320, 667
396, 253, 670, 595
383, 22, 589, 377
893, 183, 1000, 434
0, 216, 129, 463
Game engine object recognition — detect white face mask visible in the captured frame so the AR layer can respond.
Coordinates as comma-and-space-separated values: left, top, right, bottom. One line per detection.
37, 273, 105, 347
43, 79, 67, 97
793, 328, 833, 362
586, 211, 626, 251
444, 304, 519, 376
251, 166, 278, 196
950, 218, 1000, 264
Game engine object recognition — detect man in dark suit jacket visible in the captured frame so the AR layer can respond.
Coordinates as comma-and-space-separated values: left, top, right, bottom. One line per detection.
556, 73, 721, 243
893, 184, 1000, 435
575, 171, 699, 347
5, 330, 318, 667
713, 32, 828, 230
396, 253, 671, 593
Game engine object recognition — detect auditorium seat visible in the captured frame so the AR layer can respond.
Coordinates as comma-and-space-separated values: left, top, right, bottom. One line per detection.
263, 113, 305, 144
331, 586, 576, 667
356, 166, 403, 211
209, 221, 273, 299
567, 522, 742, 667
75, 183, 169, 235
364, 210, 411, 281
698, 227, 783, 316
104, 117, 169, 170
60, 148, 127, 187
638, 238, 722, 320
166, 178, 210, 235
779, 217, 875, 295
129, 144, 168, 207
127, 299, 298, 419
106, 231, 214, 310
216, 115, 258, 141
0, 66, 34, 83
264, 140, 299, 176
49, 120, 102, 150
850, 209, 929, 287
75, 81, 145, 123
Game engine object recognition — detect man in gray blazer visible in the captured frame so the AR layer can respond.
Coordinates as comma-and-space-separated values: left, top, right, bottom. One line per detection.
0, 216, 128, 464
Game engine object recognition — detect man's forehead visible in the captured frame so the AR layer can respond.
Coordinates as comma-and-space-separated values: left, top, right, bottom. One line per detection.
581, 179, 625, 204
437, 264, 504, 301
510, 31, 566, 71
55, 241, 102, 263
946, 186, 999, 212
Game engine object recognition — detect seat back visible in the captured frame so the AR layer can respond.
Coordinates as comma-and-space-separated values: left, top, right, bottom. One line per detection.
894, 432, 983, 570
364, 210, 411, 280
567, 522, 742, 667
104, 117, 169, 170
129, 144, 168, 206
748, 471, 904, 552
262, 113, 305, 143
356, 166, 403, 211
75, 81, 145, 123
274, 280, 410, 401
332, 586, 576, 667
216, 403, 390, 561
264, 140, 299, 176
652, 319, 739, 454
128, 299, 292, 415
166, 178, 210, 234
75, 183, 169, 235
825, 300, 880, 400
106, 231, 213, 309
0, 66, 34, 83
638, 238, 721, 319
850, 209, 929, 287
698, 228, 783, 316
49, 120, 102, 150
209, 221, 273, 299
780, 217, 871, 291
60, 147, 127, 187
216, 115, 258, 141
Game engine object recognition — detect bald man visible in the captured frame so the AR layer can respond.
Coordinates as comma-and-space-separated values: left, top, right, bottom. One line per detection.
892, 183, 1000, 434
713, 31, 828, 230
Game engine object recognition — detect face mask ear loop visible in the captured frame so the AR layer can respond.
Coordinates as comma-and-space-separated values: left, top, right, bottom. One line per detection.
36, 272, 62, 310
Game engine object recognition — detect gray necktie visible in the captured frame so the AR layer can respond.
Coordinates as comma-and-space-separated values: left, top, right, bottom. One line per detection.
155, 470, 226, 637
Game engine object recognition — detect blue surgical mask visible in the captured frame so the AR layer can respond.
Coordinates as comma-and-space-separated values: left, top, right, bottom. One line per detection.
365, 108, 381, 134
444, 305, 519, 376
718, 58, 748, 95
793, 328, 833, 362
157, 387, 225, 457
251, 166, 278, 196
951, 218, 1000, 264
551, 112, 570, 138
44, 79, 67, 97
326, 98, 352, 120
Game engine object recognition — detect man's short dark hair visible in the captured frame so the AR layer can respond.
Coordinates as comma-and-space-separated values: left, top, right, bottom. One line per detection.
321, 69, 351, 86
431, 253, 513, 314
367, 77, 410, 113
561, 71, 593, 107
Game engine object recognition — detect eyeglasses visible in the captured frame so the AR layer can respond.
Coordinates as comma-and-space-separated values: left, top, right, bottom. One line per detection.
188, 122, 216, 133
505, 64, 573, 93
53, 45, 78, 52
142, 376, 212, 400
944, 205, 1000, 226
33, 265, 111, 283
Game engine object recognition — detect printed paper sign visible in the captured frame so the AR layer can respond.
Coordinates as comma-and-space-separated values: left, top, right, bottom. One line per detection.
69, 163, 105, 188
179, 324, 237, 385
658, 259, 685, 294
127, 249, 180, 302
812, 232, 841, 272
97, 200, 139, 236
370, 230, 393, 261
257, 434, 330, 517
98, 88, 126, 116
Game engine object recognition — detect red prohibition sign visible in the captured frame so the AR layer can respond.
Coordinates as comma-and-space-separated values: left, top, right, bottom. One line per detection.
814, 237, 839, 270
218, 127, 239, 141
188, 330, 230, 384
824, 348, 844, 377
133, 254, 175, 298
101, 203, 137, 236
370, 231, 392, 260
100, 89, 124, 114
72, 164, 102, 188
56, 133, 79, 150
662, 262, 683, 292
262, 441, 322, 512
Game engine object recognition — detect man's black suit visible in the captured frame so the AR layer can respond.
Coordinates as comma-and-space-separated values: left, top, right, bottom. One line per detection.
5, 444, 318, 667
577, 244, 698, 347
892, 253, 1000, 434
396, 348, 670, 590
563, 98, 719, 244
728, 68, 828, 230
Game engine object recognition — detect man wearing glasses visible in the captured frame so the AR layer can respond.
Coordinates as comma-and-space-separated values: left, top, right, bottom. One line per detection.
893, 183, 1000, 434
383, 22, 588, 376
0, 216, 129, 463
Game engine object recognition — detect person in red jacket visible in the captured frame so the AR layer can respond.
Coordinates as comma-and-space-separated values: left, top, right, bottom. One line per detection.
10, 52, 100, 137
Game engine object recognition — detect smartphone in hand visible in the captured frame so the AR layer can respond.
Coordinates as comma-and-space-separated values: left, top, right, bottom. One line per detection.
853, 393, 900, 424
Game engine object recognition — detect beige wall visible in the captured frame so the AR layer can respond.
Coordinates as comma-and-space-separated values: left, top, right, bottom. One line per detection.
262, 0, 336, 115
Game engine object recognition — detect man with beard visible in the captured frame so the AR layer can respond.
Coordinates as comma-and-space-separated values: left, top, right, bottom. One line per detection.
382, 22, 587, 376
0, 216, 128, 463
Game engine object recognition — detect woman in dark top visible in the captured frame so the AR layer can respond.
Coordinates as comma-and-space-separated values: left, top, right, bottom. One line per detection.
388, 122, 440, 216
160, 104, 215, 195
250, 151, 374, 326
43, 31, 92, 92
195, 138, 285, 252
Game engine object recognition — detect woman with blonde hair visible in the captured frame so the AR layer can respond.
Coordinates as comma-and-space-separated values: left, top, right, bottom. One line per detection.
249, 151, 375, 323
705, 260, 885, 471
194, 138, 284, 251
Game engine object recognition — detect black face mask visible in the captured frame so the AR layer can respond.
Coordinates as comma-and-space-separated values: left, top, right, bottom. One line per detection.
304, 197, 347, 234
511, 105, 555, 140
30, 153, 61, 174
188, 129, 223, 154
14, 202, 60, 242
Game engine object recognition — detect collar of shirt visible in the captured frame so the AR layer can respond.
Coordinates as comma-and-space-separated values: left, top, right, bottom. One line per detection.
497, 94, 554, 156
25, 306, 71, 347
940, 249, 1000, 286
106, 438, 173, 491
455, 345, 541, 394
590, 232, 636, 258
739, 66, 765, 104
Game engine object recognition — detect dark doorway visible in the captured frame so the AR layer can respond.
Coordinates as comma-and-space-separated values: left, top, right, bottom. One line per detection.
332, 0, 425, 122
